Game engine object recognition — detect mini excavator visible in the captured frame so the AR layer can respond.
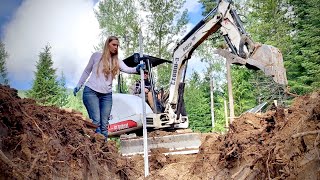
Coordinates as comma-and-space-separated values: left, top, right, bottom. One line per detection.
89, 0, 287, 155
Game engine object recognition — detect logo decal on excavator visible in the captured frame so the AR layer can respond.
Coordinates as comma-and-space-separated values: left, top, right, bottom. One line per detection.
183, 42, 192, 52
108, 120, 137, 132
171, 58, 179, 85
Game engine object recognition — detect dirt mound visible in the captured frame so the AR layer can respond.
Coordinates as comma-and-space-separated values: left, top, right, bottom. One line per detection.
143, 91, 320, 180
1, 84, 319, 180
0, 85, 142, 179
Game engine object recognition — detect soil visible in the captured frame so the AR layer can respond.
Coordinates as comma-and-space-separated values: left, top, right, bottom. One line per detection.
1, 85, 319, 180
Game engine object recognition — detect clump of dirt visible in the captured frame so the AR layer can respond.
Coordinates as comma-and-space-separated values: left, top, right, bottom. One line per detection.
0, 85, 143, 179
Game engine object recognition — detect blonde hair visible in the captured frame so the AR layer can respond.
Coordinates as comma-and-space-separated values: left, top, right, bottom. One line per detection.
98, 36, 120, 79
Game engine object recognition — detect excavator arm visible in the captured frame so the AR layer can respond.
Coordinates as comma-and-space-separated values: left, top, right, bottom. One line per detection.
165, 0, 287, 125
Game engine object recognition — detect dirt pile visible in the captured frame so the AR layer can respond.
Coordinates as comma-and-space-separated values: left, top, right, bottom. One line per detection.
0, 85, 142, 179
191, 97, 319, 180
134, 92, 320, 180
1, 84, 319, 180
199, 91, 320, 180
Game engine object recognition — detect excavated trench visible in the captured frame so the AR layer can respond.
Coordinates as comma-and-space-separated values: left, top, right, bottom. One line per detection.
0, 85, 319, 179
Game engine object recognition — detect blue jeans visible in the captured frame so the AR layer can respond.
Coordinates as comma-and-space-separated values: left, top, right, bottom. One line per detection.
83, 86, 112, 139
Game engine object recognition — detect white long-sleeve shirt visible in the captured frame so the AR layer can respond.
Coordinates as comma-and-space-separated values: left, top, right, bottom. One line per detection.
77, 52, 137, 93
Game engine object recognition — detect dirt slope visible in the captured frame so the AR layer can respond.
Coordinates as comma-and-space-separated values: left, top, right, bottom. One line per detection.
0, 85, 319, 180
0, 85, 141, 180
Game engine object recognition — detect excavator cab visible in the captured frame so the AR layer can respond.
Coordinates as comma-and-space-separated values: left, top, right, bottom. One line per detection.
118, 54, 171, 113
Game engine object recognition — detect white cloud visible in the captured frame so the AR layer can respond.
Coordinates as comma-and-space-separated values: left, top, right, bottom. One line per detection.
3, 0, 206, 90
3, 0, 101, 89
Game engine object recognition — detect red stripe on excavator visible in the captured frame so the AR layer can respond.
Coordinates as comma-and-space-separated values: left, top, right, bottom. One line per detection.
108, 120, 137, 132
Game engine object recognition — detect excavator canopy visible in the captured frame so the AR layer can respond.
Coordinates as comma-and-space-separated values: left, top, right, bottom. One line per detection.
122, 54, 171, 69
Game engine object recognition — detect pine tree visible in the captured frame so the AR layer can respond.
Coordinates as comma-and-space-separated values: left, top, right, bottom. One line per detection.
230, 67, 256, 115
185, 71, 212, 132
244, 0, 296, 103
0, 42, 9, 85
26, 45, 66, 107
286, 0, 320, 94
246, 0, 292, 52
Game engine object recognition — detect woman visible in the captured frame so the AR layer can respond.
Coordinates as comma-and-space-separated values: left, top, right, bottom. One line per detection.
73, 36, 143, 141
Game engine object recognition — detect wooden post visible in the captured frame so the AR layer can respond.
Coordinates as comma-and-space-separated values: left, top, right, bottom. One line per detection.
226, 61, 235, 124
210, 75, 215, 129
224, 99, 228, 128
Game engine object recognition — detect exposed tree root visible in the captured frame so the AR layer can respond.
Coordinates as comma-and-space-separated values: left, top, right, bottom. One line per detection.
0, 149, 27, 179
292, 130, 320, 138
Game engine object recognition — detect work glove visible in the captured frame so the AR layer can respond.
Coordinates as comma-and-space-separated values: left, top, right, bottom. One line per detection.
136, 63, 145, 73
73, 86, 81, 96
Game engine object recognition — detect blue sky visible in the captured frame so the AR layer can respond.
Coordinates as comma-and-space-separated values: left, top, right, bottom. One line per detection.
0, 0, 204, 90
0, 0, 23, 40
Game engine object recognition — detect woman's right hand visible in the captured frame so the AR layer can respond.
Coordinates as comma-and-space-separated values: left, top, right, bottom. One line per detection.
136, 64, 145, 73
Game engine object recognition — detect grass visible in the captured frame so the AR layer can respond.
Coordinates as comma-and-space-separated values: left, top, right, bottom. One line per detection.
18, 90, 27, 98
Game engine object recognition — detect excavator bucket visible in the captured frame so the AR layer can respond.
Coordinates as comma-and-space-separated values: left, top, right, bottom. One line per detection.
215, 44, 288, 85
247, 44, 287, 85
